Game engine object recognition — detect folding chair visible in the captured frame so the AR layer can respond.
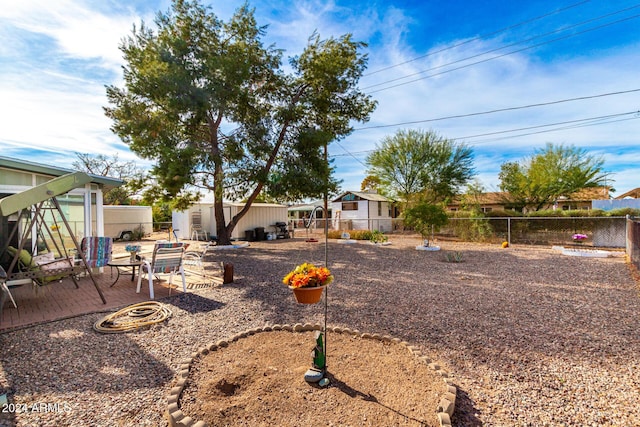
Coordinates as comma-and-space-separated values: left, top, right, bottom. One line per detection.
137, 242, 189, 299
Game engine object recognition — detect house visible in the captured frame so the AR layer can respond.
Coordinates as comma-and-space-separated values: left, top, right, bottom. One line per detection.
330, 191, 395, 231
172, 202, 289, 241
592, 187, 640, 211
446, 187, 611, 213
0, 156, 123, 254
287, 200, 332, 230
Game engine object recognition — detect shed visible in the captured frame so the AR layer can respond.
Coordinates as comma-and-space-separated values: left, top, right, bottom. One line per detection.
172, 202, 289, 241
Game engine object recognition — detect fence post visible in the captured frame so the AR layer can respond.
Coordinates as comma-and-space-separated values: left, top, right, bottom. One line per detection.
507, 217, 511, 246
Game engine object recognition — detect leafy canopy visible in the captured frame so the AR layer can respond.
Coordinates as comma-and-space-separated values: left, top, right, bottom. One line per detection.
104, 0, 376, 243
499, 143, 611, 211
365, 129, 474, 205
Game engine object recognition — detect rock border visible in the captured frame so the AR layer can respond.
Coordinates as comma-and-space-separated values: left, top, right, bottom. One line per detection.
165, 323, 457, 427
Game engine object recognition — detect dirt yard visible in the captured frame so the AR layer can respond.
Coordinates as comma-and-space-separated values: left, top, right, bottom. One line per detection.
179, 330, 446, 426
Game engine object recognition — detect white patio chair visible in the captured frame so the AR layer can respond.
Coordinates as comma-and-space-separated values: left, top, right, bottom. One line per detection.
137, 242, 188, 299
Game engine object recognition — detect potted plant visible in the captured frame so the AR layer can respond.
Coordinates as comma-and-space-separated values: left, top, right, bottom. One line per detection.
283, 262, 333, 304
125, 244, 142, 261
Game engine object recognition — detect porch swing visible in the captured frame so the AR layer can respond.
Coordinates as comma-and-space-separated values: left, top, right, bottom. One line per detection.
0, 172, 107, 304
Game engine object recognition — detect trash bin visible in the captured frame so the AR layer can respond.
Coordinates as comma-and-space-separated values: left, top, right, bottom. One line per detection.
255, 227, 265, 241
244, 229, 255, 241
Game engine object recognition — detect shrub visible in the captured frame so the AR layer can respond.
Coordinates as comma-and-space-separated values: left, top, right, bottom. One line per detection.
327, 229, 373, 240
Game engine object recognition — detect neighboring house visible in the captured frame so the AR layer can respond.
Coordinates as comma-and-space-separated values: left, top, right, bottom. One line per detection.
593, 187, 640, 211
0, 156, 123, 254
330, 191, 395, 231
172, 202, 289, 241
288, 200, 332, 229
447, 187, 611, 213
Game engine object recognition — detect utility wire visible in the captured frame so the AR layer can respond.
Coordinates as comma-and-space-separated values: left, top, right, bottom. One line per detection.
452, 111, 639, 141
366, 11, 640, 94
363, 4, 640, 91
354, 88, 640, 130
331, 111, 640, 158
364, 0, 592, 77
458, 114, 640, 145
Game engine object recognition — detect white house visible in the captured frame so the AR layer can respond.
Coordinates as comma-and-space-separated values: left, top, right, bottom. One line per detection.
0, 156, 123, 253
331, 191, 395, 231
172, 202, 289, 241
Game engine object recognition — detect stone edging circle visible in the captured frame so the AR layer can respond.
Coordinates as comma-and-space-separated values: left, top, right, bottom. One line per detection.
165, 323, 457, 427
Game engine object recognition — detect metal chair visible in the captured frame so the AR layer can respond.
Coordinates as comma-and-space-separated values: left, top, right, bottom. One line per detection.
0, 265, 17, 310
183, 242, 219, 276
137, 242, 189, 299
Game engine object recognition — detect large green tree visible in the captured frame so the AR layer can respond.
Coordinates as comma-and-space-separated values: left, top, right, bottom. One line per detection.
365, 129, 475, 206
104, 0, 376, 244
499, 143, 611, 211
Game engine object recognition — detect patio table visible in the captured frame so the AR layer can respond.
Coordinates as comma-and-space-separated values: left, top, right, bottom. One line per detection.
107, 258, 143, 287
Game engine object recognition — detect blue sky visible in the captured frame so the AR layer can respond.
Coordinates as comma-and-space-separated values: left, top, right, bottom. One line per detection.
1, 0, 638, 197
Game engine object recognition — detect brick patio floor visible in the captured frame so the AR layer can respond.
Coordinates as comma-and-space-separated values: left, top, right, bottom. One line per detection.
0, 265, 217, 332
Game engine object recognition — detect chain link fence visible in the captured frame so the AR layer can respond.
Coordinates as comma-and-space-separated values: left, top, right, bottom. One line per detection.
296, 216, 628, 249
434, 216, 627, 248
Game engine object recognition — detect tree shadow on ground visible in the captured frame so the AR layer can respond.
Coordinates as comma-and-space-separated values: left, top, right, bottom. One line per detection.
164, 292, 225, 314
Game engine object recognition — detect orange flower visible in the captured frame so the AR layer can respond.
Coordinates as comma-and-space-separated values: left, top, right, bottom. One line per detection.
283, 263, 333, 289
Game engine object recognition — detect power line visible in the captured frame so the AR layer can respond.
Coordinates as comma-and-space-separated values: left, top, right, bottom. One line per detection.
465, 115, 640, 145
330, 111, 640, 158
365, 10, 640, 94
364, 0, 592, 77
354, 88, 640, 130
451, 111, 639, 141
363, 4, 640, 91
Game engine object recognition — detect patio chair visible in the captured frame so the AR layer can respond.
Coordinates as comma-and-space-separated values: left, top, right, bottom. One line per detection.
80, 237, 113, 268
183, 242, 219, 275
137, 242, 189, 299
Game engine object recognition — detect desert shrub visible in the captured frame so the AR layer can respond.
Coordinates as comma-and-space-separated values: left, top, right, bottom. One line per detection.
327, 229, 373, 240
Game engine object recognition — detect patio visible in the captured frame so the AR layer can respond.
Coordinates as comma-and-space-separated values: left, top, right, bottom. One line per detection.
0, 239, 220, 331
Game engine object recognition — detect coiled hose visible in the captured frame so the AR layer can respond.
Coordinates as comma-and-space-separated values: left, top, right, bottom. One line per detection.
93, 301, 172, 333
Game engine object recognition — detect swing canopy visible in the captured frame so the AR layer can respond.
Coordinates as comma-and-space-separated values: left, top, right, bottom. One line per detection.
0, 172, 106, 304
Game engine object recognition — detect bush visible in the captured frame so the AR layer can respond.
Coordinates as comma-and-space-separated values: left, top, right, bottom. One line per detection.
327, 229, 373, 240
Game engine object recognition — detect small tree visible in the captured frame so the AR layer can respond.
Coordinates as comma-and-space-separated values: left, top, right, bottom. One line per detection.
73, 153, 146, 205
366, 129, 474, 207
403, 201, 448, 243
499, 143, 611, 211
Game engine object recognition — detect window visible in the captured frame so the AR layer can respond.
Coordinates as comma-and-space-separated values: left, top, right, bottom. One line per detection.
378, 201, 382, 216
342, 202, 358, 211
482, 207, 493, 213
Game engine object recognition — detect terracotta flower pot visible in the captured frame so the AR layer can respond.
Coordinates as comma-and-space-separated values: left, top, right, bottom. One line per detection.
290, 285, 326, 304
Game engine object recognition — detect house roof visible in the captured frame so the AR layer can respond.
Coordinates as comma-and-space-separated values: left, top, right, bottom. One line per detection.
332, 191, 393, 203
287, 200, 331, 212
448, 186, 610, 207
615, 187, 640, 199
565, 186, 609, 201
0, 155, 124, 190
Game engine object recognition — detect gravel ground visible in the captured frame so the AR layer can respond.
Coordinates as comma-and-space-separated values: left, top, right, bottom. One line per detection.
1, 235, 639, 426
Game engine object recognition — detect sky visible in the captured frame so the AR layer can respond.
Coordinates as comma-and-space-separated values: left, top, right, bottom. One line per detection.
1, 0, 639, 198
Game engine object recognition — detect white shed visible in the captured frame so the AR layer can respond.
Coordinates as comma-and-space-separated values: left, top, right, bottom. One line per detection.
172, 202, 289, 241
